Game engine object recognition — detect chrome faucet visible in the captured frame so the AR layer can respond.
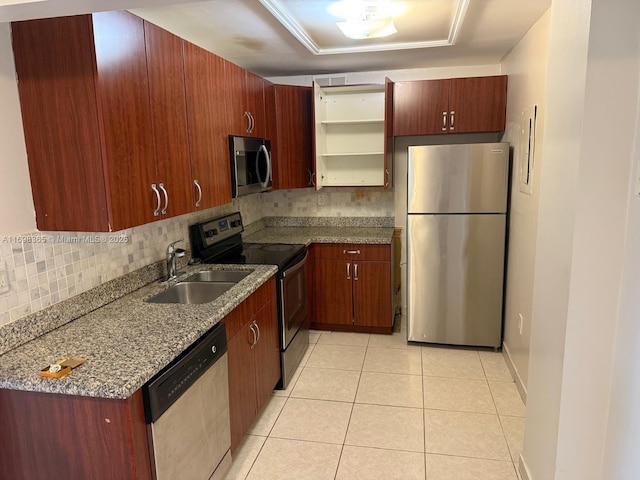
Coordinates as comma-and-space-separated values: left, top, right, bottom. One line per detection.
166, 239, 186, 281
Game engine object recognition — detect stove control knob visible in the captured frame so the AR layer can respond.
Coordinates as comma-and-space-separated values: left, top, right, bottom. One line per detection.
205, 229, 218, 237
230, 220, 242, 228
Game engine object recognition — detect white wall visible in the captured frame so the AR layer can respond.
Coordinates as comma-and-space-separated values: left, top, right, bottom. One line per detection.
522, 0, 640, 478
500, 10, 551, 395
0, 22, 35, 235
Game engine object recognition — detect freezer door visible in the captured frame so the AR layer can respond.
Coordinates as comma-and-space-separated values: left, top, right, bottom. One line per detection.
407, 143, 509, 214
407, 214, 506, 347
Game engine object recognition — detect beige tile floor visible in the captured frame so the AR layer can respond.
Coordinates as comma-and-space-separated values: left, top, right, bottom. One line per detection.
224, 327, 525, 480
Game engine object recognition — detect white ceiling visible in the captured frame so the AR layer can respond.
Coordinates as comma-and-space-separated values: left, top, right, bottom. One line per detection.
1, 0, 551, 77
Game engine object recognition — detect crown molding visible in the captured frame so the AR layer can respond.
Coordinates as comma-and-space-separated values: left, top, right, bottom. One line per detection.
258, 0, 470, 55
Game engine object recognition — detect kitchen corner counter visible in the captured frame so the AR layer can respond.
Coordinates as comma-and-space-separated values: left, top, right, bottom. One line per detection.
0, 264, 277, 399
243, 216, 395, 245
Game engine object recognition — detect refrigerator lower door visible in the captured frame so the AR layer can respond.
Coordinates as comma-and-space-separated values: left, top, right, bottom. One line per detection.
407, 214, 506, 347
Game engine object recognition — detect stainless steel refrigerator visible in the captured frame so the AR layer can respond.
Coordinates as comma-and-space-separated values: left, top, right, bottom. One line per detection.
406, 143, 509, 348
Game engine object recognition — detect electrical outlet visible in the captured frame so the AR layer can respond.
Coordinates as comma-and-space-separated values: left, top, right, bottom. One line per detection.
317, 194, 325, 206
518, 313, 524, 335
0, 268, 9, 294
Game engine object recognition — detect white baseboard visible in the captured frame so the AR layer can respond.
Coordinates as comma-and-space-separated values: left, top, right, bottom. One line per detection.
519, 454, 532, 480
502, 342, 527, 404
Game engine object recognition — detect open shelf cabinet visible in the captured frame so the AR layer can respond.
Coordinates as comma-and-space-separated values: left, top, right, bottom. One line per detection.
313, 81, 393, 189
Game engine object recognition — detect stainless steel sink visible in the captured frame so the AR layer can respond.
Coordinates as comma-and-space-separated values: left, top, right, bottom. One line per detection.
184, 269, 253, 283
146, 281, 235, 304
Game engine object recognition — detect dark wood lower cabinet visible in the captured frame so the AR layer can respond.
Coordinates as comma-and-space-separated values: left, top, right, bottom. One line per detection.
226, 280, 279, 452
0, 388, 151, 480
312, 244, 393, 333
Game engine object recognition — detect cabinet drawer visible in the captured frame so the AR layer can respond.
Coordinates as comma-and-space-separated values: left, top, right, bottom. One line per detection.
314, 243, 391, 261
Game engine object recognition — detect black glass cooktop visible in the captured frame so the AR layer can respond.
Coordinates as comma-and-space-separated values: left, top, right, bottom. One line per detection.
215, 242, 306, 271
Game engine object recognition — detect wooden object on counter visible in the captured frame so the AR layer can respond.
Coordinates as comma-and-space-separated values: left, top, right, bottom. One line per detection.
0, 389, 151, 479
313, 244, 393, 333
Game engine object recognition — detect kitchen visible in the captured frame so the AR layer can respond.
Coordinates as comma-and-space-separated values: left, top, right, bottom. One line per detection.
0, 1, 639, 480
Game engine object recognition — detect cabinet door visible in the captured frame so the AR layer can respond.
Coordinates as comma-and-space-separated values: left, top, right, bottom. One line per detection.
11, 16, 109, 232
353, 261, 392, 328
144, 21, 192, 218
315, 259, 353, 325
0, 389, 151, 479
183, 42, 232, 209
393, 79, 450, 136
244, 70, 268, 138
253, 299, 280, 410
227, 322, 258, 452
225, 60, 250, 136
384, 77, 394, 189
92, 11, 156, 231
449, 76, 508, 133
272, 85, 313, 190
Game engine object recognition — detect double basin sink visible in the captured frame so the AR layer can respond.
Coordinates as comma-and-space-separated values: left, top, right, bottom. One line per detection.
146, 269, 253, 305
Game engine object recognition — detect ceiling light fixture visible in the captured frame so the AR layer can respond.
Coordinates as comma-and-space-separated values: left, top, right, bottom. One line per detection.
329, 1, 400, 40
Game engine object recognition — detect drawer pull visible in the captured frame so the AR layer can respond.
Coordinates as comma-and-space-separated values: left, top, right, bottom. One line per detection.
343, 249, 361, 255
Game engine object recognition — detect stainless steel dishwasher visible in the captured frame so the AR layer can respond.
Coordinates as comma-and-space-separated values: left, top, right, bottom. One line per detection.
143, 323, 231, 480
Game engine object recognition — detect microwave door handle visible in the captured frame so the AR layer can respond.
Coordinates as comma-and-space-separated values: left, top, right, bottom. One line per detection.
258, 144, 271, 188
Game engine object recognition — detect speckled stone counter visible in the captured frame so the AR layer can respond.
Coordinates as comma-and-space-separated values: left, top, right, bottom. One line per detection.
244, 217, 395, 246
0, 264, 276, 399
244, 226, 394, 245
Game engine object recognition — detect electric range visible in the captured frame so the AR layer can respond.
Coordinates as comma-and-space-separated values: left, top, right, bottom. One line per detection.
188, 212, 309, 389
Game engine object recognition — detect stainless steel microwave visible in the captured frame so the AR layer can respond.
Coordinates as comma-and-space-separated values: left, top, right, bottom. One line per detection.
229, 136, 272, 198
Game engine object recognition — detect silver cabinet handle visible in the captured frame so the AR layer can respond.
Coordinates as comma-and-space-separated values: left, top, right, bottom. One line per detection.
159, 183, 168, 214
343, 249, 361, 255
244, 111, 252, 133
151, 184, 161, 216
254, 320, 260, 344
308, 169, 314, 186
450, 111, 455, 130
385, 169, 390, 188
442, 111, 447, 131
249, 112, 255, 133
194, 179, 202, 207
354, 263, 359, 281
249, 323, 257, 349
311, 171, 316, 186
346, 262, 351, 280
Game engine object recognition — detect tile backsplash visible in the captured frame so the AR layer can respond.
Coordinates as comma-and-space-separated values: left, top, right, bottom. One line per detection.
0, 187, 392, 327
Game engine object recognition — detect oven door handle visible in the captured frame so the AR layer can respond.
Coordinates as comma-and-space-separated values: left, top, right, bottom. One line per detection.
281, 250, 308, 278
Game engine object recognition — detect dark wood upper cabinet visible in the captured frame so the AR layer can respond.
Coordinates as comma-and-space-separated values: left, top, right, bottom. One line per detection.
11, 15, 109, 232
244, 70, 269, 138
12, 12, 202, 231
143, 21, 193, 218
224, 61, 270, 139
393, 75, 507, 136
12, 12, 158, 232
449, 76, 508, 133
271, 84, 313, 190
393, 79, 451, 136
182, 42, 233, 210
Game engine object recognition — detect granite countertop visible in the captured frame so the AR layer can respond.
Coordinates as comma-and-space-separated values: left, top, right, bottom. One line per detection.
244, 226, 395, 245
0, 264, 277, 400
0, 217, 394, 400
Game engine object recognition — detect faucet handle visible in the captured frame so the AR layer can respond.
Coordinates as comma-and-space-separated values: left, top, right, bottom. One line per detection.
175, 248, 186, 258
